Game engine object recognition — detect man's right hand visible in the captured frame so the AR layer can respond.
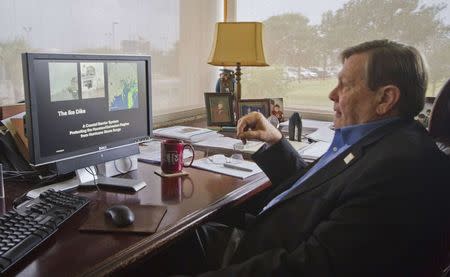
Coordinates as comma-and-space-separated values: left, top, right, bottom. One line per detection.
236, 112, 282, 145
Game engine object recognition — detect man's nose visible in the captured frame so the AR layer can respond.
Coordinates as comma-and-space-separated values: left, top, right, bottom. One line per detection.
329, 87, 338, 101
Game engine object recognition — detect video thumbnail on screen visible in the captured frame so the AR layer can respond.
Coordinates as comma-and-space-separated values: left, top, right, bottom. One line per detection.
107, 62, 139, 111
80, 62, 105, 99
49, 62, 79, 102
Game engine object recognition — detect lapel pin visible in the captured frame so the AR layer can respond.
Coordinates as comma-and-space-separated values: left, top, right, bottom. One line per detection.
344, 153, 354, 164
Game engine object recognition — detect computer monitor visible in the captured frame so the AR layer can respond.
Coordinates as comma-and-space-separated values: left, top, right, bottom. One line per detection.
22, 53, 152, 185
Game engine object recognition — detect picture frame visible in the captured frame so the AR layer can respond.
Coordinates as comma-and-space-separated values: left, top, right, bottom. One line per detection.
204, 92, 235, 126
269, 98, 285, 122
237, 99, 271, 119
218, 69, 235, 94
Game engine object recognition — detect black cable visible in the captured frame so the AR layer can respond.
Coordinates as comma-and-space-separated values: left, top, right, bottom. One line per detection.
12, 192, 31, 213
84, 166, 100, 191
195, 228, 207, 261
8, 168, 66, 215
4, 172, 38, 181
4, 170, 37, 174
4, 171, 58, 185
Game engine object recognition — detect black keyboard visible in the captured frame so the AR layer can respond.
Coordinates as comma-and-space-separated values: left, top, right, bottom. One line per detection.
0, 189, 89, 274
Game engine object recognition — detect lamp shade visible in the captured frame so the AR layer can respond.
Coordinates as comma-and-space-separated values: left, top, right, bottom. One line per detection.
208, 22, 269, 67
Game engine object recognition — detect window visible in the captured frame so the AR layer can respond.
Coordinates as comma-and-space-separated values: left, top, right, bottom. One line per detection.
237, 0, 450, 114
0, 0, 219, 116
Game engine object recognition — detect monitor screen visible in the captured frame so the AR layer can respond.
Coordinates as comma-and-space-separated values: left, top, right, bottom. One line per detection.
22, 53, 152, 172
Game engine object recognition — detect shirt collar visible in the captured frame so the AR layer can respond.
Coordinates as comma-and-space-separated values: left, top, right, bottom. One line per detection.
332, 117, 401, 148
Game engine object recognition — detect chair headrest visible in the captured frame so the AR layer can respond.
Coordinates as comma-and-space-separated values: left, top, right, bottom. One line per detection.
429, 78, 450, 142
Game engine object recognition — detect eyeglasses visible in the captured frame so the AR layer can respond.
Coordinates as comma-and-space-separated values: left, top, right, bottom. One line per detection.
207, 154, 244, 165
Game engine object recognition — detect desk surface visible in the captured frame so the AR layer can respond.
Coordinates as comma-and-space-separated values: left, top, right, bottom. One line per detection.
2, 157, 270, 276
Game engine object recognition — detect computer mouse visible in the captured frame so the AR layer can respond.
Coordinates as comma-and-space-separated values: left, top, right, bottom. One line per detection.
105, 205, 135, 227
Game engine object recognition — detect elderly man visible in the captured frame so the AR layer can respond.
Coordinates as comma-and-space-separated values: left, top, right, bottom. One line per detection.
171, 40, 450, 277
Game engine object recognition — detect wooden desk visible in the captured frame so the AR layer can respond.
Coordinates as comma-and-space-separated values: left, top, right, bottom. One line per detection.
2, 159, 270, 276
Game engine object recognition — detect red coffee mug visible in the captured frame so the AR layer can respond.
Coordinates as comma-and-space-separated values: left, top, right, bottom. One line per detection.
160, 139, 195, 174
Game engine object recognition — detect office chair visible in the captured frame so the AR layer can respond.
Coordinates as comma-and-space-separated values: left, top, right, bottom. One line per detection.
429, 78, 450, 155
425, 78, 450, 277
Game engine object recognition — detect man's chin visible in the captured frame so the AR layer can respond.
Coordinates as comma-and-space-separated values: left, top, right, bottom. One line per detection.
333, 119, 343, 129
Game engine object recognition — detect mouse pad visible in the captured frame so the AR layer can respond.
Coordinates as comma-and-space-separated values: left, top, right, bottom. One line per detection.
79, 203, 167, 234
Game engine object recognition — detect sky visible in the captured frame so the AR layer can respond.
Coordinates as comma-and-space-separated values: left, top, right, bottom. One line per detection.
237, 0, 349, 24
0, 0, 448, 51
0, 0, 179, 50
237, 0, 450, 25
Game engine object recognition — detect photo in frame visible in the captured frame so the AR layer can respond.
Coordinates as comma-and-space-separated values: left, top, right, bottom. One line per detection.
204, 92, 235, 126
269, 98, 284, 122
237, 99, 271, 119
217, 69, 235, 94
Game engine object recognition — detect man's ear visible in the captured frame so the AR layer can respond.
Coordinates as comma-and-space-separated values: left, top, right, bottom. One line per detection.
375, 85, 400, 115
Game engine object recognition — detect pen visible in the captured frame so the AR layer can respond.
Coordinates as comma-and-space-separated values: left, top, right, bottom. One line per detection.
223, 163, 253, 172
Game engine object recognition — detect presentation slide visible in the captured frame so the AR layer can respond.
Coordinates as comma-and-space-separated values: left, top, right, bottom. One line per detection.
32, 59, 148, 159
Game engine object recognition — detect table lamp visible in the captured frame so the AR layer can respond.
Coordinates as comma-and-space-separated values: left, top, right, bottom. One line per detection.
208, 22, 269, 121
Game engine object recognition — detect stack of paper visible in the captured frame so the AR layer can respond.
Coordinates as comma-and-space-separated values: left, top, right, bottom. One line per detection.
235, 141, 265, 154
195, 136, 308, 154
193, 136, 265, 154
280, 119, 334, 133
287, 140, 310, 152
280, 119, 333, 130
306, 127, 335, 143
193, 136, 242, 151
299, 141, 331, 160
137, 140, 193, 164
192, 157, 263, 179
153, 126, 222, 143
236, 140, 309, 154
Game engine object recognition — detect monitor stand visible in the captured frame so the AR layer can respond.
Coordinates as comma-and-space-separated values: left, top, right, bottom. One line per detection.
26, 153, 146, 198
76, 157, 147, 192
25, 162, 146, 199
96, 155, 138, 177
81, 176, 147, 192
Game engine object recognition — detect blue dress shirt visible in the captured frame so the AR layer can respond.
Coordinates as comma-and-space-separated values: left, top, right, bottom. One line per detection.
261, 117, 401, 213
